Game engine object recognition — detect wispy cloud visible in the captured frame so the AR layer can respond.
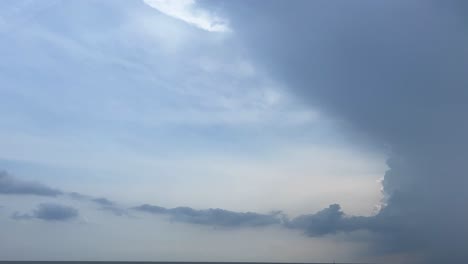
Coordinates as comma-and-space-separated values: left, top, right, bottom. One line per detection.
143, 0, 230, 32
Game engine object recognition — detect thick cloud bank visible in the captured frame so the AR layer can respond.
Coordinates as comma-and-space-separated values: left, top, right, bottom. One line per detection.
0, 170, 62, 196
218, 0, 468, 262
12, 203, 79, 221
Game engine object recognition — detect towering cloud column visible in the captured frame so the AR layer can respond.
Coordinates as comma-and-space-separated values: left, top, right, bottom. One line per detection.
221, 0, 468, 262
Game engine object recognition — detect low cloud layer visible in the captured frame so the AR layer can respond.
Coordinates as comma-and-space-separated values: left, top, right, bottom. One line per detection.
3, 168, 448, 261
134, 204, 282, 227
0, 170, 62, 196
12, 203, 79, 221
132, 203, 382, 240
1, 170, 128, 216
1, 170, 370, 234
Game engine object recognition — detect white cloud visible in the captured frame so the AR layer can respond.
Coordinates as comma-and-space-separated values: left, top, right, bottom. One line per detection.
143, 0, 230, 32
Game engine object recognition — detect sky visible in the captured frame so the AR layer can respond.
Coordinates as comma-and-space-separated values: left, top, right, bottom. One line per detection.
0, 1, 466, 263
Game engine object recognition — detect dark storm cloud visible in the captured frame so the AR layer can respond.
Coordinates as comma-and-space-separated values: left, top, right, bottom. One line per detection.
0, 170, 62, 196
133, 204, 282, 227
12, 203, 79, 221
217, 0, 468, 262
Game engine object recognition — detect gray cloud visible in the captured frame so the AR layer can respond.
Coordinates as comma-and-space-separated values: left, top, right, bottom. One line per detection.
91, 197, 115, 206
0, 170, 63, 196
217, 1, 468, 262
68, 192, 90, 200
0, 167, 414, 250
134, 203, 378, 238
91, 197, 130, 216
0, 169, 369, 234
0, 170, 129, 217
12, 203, 79, 221
134, 204, 282, 227
134, 204, 167, 214
285, 204, 365, 236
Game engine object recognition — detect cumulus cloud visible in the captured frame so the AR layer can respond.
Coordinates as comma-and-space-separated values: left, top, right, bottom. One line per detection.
12, 203, 79, 221
0, 170, 62, 196
134, 204, 282, 227
286, 204, 354, 236
219, 1, 468, 262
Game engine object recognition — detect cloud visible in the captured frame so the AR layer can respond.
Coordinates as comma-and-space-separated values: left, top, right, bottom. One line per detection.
134, 204, 167, 214
134, 204, 282, 227
0, 168, 386, 243
91, 197, 115, 206
284, 204, 381, 240
0, 169, 370, 237
0, 169, 370, 234
12, 203, 79, 221
134, 203, 376, 237
0, 170, 62, 196
143, 0, 229, 32
220, 1, 468, 262
286, 204, 354, 236
89, 197, 130, 216
0, 169, 129, 217
68, 192, 90, 200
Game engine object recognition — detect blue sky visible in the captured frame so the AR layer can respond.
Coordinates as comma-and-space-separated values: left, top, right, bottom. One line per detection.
2, 1, 466, 263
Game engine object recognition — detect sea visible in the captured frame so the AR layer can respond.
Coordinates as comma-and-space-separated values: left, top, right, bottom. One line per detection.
0, 262, 362, 264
